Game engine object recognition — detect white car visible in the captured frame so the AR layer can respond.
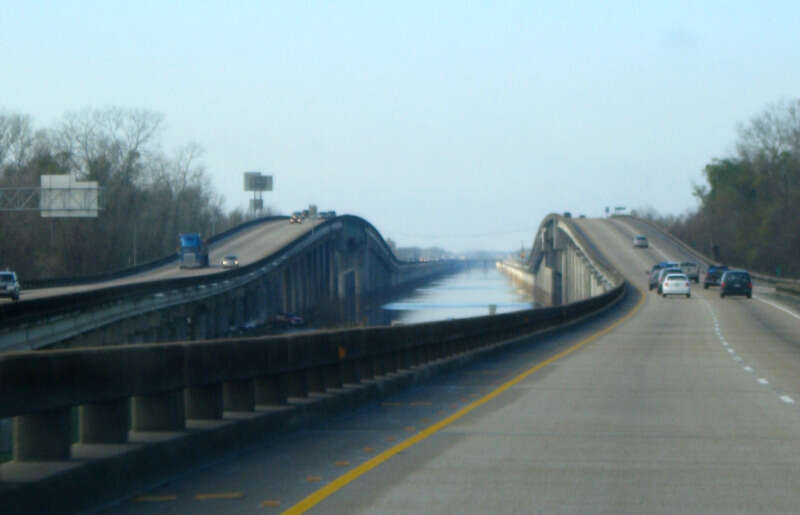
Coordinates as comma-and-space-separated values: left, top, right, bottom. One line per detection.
661, 273, 690, 298
633, 235, 648, 248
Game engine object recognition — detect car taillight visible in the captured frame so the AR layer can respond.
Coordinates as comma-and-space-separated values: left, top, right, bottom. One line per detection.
685, 282, 689, 287
721, 282, 725, 288
748, 281, 752, 289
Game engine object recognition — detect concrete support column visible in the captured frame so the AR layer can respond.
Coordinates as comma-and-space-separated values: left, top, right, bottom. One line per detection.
373, 354, 385, 376
204, 309, 216, 340
142, 327, 158, 344
156, 324, 170, 343
394, 351, 408, 370
418, 345, 430, 365
287, 370, 308, 398
303, 255, 312, 308
192, 311, 208, 341
79, 399, 129, 443
0, 419, 11, 454
13, 409, 71, 461
257, 282, 268, 320
383, 352, 397, 374
324, 364, 342, 389
185, 385, 224, 420
215, 301, 229, 336
341, 360, 358, 385
234, 295, 245, 328
358, 357, 374, 380
255, 375, 288, 405
306, 367, 326, 394
223, 380, 255, 412
408, 347, 420, 367
132, 391, 185, 431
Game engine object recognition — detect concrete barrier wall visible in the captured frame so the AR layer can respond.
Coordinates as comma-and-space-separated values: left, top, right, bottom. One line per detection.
0, 283, 625, 513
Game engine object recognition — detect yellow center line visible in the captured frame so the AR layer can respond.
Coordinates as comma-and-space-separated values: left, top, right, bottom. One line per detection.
134, 495, 177, 503
195, 492, 244, 500
283, 285, 643, 515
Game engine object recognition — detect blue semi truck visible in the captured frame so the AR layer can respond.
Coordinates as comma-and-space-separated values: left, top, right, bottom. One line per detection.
178, 233, 209, 268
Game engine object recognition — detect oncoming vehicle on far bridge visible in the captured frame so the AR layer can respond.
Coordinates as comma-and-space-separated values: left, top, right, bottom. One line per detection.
633, 235, 649, 248
221, 255, 239, 268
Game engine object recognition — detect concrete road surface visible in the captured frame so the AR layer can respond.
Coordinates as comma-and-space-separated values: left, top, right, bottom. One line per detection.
100, 218, 800, 514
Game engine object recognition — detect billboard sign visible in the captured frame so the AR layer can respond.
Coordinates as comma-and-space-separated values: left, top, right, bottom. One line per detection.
244, 172, 273, 192
40, 175, 99, 218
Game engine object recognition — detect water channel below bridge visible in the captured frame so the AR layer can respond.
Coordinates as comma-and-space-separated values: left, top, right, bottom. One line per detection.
374, 262, 536, 325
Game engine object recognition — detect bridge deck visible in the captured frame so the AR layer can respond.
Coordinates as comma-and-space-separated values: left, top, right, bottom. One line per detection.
1, 218, 322, 303
101, 218, 800, 514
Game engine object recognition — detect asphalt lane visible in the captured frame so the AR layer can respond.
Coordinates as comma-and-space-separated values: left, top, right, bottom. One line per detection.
102, 218, 800, 514
3, 218, 321, 303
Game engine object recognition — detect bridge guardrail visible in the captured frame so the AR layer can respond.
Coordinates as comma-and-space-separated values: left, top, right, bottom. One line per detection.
0, 282, 625, 513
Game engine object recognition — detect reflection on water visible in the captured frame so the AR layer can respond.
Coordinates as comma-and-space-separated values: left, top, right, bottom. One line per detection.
375, 264, 535, 325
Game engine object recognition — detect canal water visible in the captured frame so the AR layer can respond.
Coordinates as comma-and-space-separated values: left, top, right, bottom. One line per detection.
374, 263, 535, 326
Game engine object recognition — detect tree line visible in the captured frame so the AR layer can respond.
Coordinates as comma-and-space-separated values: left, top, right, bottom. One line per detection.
0, 107, 257, 279
633, 98, 800, 277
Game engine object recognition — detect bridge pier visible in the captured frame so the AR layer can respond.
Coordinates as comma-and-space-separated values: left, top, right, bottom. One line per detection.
79, 399, 129, 443
287, 371, 308, 399
306, 367, 326, 394
185, 385, 224, 420
255, 375, 288, 405
13, 409, 71, 461
324, 364, 343, 389
223, 380, 255, 412
131, 391, 185, 431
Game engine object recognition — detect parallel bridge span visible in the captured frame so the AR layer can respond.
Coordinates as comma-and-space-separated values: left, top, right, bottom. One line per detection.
0, 215, 458, 352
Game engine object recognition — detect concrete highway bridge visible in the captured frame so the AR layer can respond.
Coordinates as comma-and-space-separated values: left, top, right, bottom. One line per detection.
4, 214, 800, 513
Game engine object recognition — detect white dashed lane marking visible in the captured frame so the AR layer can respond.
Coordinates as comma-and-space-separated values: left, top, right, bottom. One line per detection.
703, 299, 800, 407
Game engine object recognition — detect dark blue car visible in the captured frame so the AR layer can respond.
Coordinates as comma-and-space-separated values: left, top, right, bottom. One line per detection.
720, 270, 752, 299
704, 265, 729, 289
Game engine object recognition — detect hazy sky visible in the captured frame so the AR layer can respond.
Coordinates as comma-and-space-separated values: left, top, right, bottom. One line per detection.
2, 1, 799, 252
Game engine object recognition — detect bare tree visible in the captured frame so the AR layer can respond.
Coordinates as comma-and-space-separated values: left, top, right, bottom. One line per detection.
737, 98, 800, 163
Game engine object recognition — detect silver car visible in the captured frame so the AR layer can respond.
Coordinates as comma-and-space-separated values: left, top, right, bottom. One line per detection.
633, 235, 648, 248
0, 271, 20, 301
